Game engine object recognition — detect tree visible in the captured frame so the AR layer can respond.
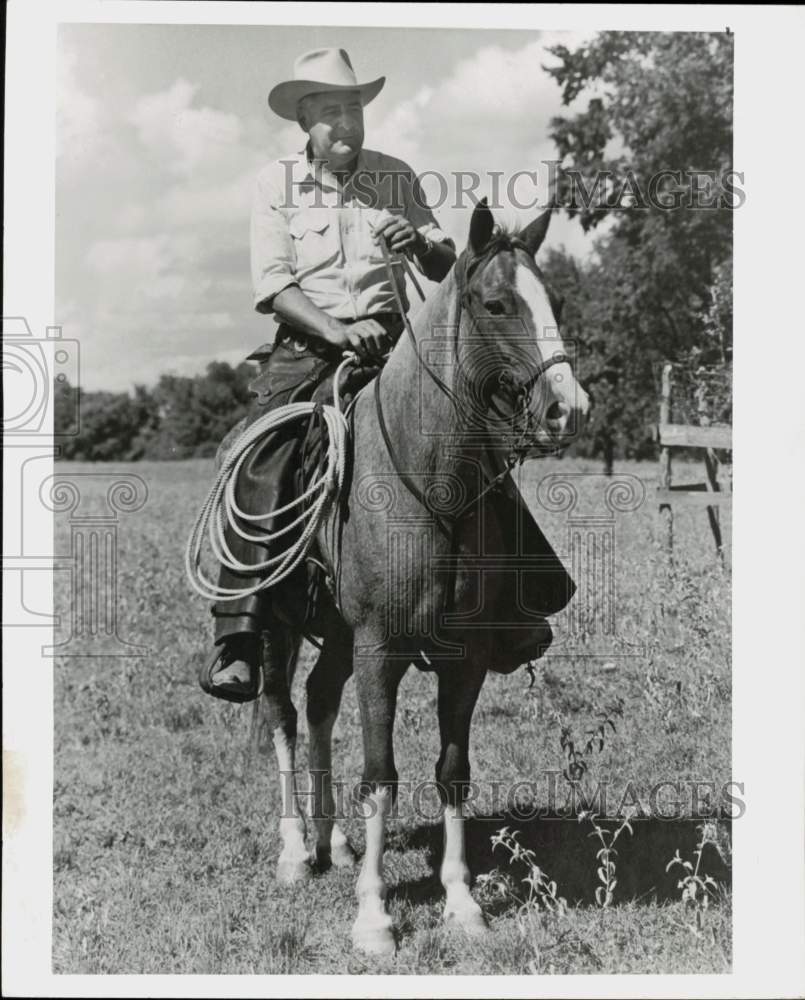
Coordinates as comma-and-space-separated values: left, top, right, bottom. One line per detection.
140, 361, 255, 459
544, 31, 734, 463
53, 361, 255, 461
54, 376, 80, 441
54, 379, 157, 461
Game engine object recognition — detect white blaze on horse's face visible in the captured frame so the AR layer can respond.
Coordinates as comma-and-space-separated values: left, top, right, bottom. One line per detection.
514, 259, 590, 441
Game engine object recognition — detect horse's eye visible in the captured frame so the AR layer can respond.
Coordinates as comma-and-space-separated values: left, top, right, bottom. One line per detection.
484, 299, 506, 316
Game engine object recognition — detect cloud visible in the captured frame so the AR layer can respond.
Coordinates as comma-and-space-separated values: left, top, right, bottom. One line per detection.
121, 79, 296, 230
85, 232, 216, 307
67, 78, 289, 390
73, 221, 260, 391
155, 345, 248, 378
364, 85, 433, 169
154, 167, 256, 227
365, 32, 599, 247
56, 48, 105, 174
438, 42, 556, 121
129, 78, 244, 176
368, 32, 596, 169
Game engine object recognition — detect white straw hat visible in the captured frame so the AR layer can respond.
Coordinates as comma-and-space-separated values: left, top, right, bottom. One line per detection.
268, 48, 385, 121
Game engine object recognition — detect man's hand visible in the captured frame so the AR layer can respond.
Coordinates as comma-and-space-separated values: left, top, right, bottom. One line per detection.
372, 213, 455, 282
327, 317, 390, 361
272, 285, 391, 360
372, 215, 426, 258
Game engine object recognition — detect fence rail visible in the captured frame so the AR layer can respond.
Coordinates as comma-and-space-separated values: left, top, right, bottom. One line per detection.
657, 362, 732, 562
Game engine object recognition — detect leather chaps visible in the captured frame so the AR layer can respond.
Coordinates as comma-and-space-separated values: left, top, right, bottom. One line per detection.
211, 317, 400, 644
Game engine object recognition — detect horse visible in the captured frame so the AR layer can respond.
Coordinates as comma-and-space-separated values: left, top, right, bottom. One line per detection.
256, 199, 590, 955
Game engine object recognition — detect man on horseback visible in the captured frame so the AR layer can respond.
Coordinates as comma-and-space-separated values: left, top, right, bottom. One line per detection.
200, 47, 457, 701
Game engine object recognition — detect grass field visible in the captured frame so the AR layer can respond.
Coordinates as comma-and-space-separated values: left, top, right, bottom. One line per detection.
53, 456, 732, 975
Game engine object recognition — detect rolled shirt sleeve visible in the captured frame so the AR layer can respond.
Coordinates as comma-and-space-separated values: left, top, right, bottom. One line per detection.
250, 166, 298, 314
404, 170, 456, 253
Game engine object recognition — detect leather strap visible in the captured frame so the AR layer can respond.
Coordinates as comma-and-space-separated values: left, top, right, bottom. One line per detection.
372, 237, 572, 528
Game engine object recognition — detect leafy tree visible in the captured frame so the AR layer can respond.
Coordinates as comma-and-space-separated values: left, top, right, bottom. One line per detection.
145, 373, 202, 459
143, 361, 254, 459
54, 376, 80, 441
53, 361, 255, 461
54, 379, 157, 461
544, 31, 734, 463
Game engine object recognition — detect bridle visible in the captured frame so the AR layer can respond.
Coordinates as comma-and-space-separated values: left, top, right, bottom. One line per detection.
373, 237, 570, 531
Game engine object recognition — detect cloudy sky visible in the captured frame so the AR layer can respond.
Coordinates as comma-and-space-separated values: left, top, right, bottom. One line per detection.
57, 23, 596, 392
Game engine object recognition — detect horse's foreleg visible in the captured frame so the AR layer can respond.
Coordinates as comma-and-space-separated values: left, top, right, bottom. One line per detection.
261, 627, 310, 884
351, 647, 408, 956
306, 620, 355, 869
436, 660, 488, 934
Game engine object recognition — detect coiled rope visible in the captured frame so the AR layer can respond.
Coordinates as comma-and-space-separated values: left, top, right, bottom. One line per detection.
185, 353, 356, 602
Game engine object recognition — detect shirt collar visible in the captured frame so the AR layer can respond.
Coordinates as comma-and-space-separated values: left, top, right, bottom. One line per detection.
295, 143, 367, 189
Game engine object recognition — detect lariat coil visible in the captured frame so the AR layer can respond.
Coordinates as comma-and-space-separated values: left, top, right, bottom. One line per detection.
185, 354, 356, 602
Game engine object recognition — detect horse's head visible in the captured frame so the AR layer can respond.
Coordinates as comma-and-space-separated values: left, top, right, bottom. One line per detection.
454, 199, 590, 454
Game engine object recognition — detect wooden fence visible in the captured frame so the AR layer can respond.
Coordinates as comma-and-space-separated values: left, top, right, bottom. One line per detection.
657, 362, 732, 561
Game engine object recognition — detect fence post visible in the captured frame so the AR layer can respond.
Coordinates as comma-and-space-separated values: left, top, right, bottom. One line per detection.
695, 380, 724, 561
659, 363, 673, 557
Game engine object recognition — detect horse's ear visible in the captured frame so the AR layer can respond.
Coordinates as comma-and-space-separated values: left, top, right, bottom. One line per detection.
521, 208, 552, 257
468, 197, 495, 254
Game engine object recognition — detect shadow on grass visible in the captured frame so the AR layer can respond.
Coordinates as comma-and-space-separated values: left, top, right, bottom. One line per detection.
387, 814, 731, 908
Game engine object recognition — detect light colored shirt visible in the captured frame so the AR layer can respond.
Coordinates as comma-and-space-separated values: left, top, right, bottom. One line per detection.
250, 146, 454, 327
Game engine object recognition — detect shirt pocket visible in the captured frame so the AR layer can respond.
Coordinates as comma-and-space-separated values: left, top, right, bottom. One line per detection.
289, 209, 339, 274
355, 206, 395, 265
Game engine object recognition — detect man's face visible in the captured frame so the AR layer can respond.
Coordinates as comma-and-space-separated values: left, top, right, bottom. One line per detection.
300, 90, 365, 165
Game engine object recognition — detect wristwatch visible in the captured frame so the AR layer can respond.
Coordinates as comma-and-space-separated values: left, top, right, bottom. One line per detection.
416, 234, 436, 259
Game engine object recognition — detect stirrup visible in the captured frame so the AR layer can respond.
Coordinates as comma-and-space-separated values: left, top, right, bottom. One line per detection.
198, 641, 264, 704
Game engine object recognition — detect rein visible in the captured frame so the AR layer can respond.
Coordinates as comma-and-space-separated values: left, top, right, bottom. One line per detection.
374, 237, 569, 529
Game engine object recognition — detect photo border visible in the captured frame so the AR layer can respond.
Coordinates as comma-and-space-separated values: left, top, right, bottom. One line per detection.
3, 2, 804, 997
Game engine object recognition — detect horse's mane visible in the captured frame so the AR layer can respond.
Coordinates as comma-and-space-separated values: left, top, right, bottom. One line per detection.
475, 225, 525, 260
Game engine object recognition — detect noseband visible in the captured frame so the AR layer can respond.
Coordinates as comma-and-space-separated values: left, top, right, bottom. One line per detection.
373, 238, 569, 529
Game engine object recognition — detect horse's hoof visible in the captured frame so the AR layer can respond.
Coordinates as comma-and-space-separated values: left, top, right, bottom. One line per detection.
331, 839, 358, 868
351, 919, 396, 956
276, 858, 313, 885
444, 903, 488, 936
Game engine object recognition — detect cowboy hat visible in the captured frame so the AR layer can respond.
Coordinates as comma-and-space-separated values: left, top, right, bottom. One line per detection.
268, 48, 385, 121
